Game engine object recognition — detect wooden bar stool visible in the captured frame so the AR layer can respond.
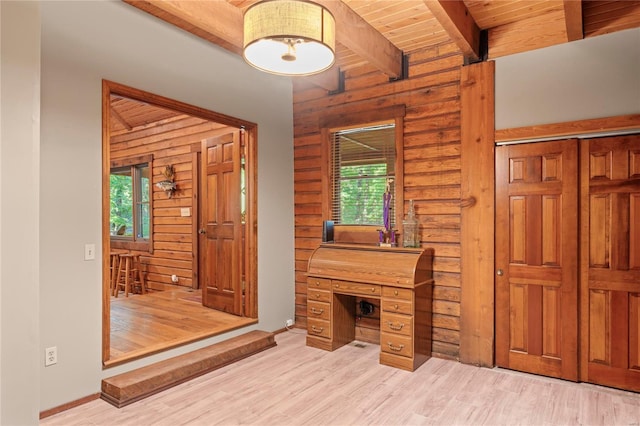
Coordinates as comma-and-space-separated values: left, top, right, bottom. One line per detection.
109, 252, 121, 296
114, 254, 133, 297
129, 253, 147, 295
114, 253, 147, 297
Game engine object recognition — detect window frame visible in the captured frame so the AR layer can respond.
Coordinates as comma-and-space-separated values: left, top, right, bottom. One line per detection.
330, 122, 397, 227
110, 154, 153, 253
321, 105, 405, 242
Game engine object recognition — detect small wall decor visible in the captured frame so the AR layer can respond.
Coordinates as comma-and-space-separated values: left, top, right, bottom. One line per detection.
156, 164, 177, 198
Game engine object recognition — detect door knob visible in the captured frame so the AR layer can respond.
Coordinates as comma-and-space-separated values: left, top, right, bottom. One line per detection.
198, 228, 206, 235
496, 269, 504, 276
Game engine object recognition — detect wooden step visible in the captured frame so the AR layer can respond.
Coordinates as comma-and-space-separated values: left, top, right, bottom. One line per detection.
101, 330, 276, 407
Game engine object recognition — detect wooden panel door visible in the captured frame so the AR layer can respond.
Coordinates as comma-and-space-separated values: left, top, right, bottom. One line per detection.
496, 140, 578, 380
200, 131, 243, 315
581, 134, 640, 391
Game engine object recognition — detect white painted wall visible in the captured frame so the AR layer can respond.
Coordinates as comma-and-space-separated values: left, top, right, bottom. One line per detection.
38, 0, 294, 413
1, 2, 42, 424
495, 28, 640, 130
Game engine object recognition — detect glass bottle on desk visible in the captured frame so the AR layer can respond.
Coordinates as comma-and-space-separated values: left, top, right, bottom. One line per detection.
403, 199, 419, 248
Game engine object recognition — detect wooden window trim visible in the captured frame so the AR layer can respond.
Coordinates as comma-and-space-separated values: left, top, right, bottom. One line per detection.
109, 154, 154, 253
320, 104, 406, 130
321, 105, 406, 244
110, 154, 153, 169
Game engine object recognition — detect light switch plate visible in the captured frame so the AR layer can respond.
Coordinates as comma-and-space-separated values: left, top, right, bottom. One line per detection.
84, 244, 95, 261
180, 208, 191, 217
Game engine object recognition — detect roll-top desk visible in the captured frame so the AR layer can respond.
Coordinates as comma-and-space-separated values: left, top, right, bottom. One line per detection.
306, 243, 433, 371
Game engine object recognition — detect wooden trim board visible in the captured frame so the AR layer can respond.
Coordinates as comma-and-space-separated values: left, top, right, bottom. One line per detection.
40, 393, 101, 419
459, 61, 495, 367
494, 114, 640, 143
101, 330, 276, 408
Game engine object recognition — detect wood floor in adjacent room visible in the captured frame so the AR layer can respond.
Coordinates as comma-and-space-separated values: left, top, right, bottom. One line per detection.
45, 331, 639, 425
108, 289, 256, 366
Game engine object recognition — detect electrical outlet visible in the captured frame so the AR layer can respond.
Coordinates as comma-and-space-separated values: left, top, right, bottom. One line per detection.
285, 319, 294, 327
45, 346, 57, 366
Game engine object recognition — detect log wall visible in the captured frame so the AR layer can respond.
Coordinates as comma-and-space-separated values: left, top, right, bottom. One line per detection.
110, 115, 228, 291
293, 42, 464, 360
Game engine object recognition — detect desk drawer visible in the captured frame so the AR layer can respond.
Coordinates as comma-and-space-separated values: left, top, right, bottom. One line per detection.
307, 318, 331, 339
307, 300, 330, 321
382, 286, 413, 301
381, 332, 413, 358
308, 288, 331, 303
332, 280, 380, 297
308, 277, 331, 290
381, 312, 413, 337
381, 298, 413, 315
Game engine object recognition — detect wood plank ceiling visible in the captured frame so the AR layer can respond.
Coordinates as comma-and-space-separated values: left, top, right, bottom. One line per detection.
114, 1, 640, 123
110, 95, 184, 132
122, 0, 640, 94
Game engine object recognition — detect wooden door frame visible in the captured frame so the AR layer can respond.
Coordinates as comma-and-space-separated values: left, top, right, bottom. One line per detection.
460, 60, 640, 367
484, 114, 640, 371
460, 61, 495, 367
101, 80, 258, 365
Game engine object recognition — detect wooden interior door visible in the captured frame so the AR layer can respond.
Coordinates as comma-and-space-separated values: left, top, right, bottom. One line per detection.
496, 140, 578, 381
200, 131, 243, 315
580, 134, 640, 391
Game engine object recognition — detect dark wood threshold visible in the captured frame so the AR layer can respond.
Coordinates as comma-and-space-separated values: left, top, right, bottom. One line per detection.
101, 330, 276, 408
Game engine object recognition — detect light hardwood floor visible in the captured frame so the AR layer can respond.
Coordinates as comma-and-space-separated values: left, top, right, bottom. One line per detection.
108, 289, 256, 366
45, 330, 639, 425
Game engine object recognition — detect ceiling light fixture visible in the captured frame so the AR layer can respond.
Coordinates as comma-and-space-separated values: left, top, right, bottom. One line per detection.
243, 0, 336, 76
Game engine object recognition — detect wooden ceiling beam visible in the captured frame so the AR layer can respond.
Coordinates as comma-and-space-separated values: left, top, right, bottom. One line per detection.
126, 0, 405, 85
423, 0, 480, 62
563, 0, 583, 41
110, 106, 133, 131
125, 0, 341, 91
297, 66, 341, 92
123, 0, 244, 55
315, 0, 404, 79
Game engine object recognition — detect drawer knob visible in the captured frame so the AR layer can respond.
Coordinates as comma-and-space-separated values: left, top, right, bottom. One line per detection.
387, 321, 404, 331
394, 304, 399, 310
394, 290, 398, 296
334, 284, 340, 288
311, 307, 324, 315
387, 342, 405, 352
316, 293, 321, 298
311, 325, 324, 334
315, 281, 320, 286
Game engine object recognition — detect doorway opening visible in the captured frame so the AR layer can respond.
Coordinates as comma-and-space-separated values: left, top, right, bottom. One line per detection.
102, 80, 258, 367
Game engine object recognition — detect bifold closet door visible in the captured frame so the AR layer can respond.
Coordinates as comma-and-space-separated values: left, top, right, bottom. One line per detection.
580, 134, 640, 391
495, 140, 578, 381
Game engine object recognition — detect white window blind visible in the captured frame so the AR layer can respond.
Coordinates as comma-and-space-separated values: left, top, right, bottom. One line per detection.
331, 123, 396, 226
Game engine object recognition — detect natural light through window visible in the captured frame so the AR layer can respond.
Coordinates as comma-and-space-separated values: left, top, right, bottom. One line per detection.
110, 163, 150, 241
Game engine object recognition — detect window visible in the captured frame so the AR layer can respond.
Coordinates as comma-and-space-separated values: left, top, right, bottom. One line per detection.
110, 155, 152, 251
331, 123, 396, 226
